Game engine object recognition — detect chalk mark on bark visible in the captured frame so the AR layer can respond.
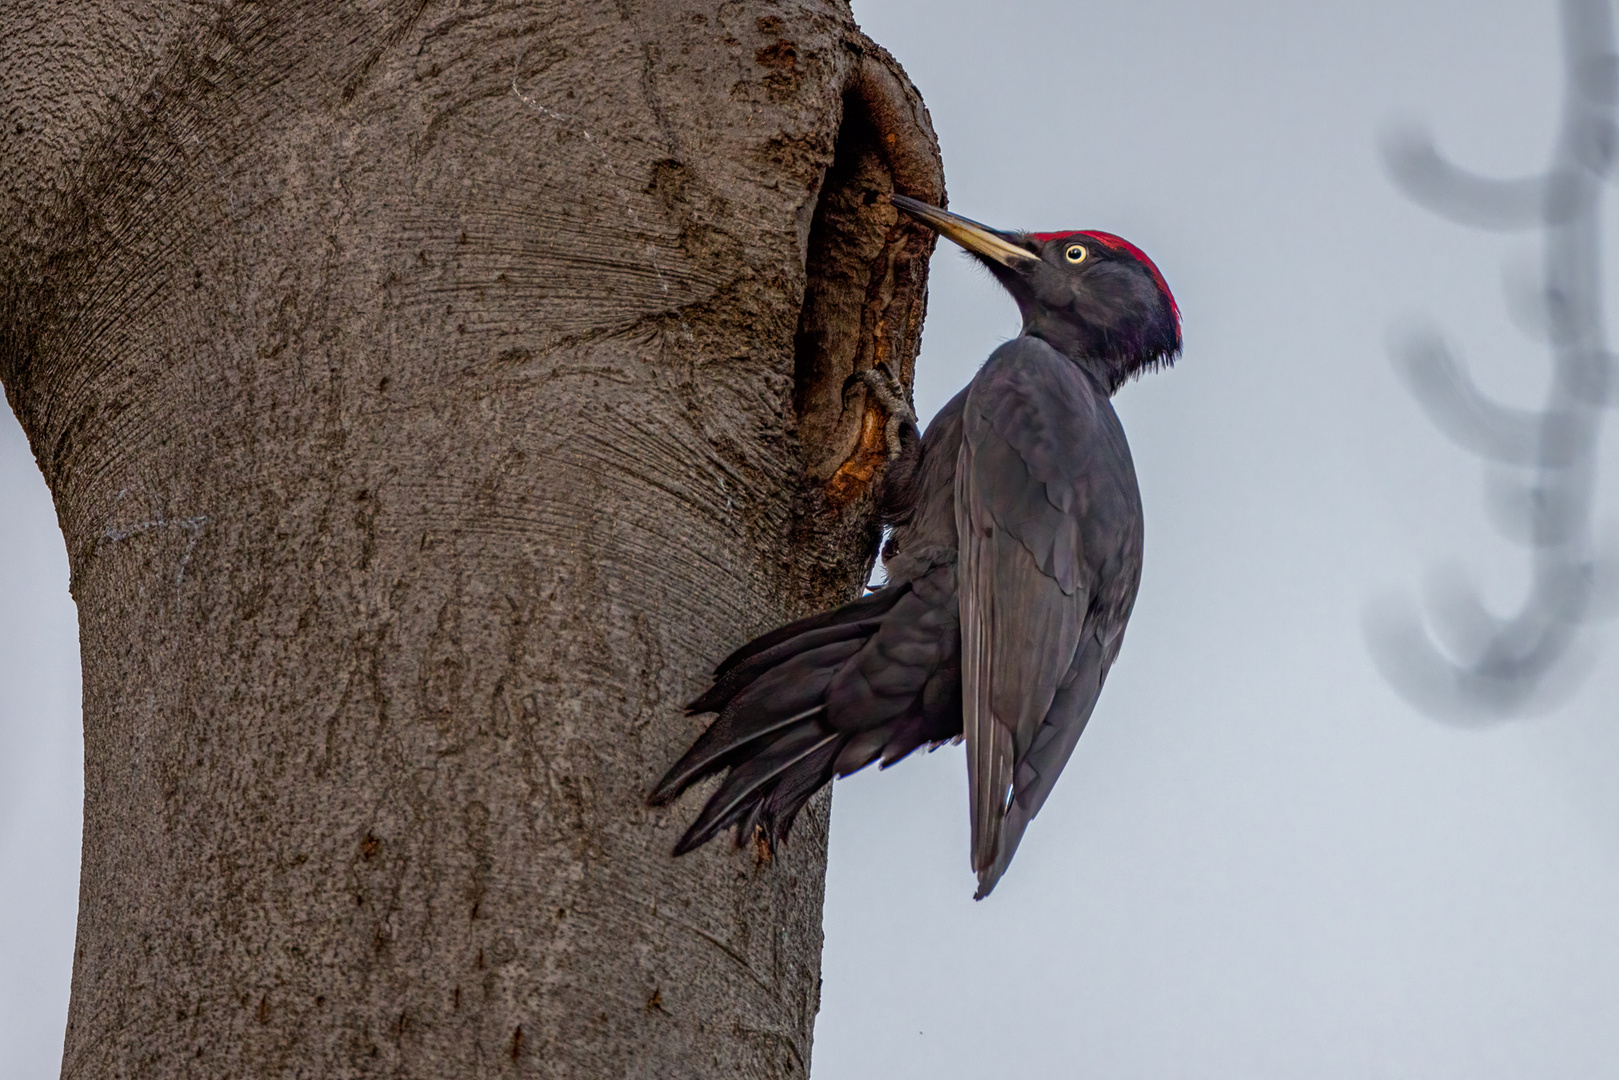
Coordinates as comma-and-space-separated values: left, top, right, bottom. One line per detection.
96, 488, 212, 584
509, 55, 694, 340
651, 903, 776, 1002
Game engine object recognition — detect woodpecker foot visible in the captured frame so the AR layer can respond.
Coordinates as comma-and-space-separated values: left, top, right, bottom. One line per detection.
843, 363, 917, 459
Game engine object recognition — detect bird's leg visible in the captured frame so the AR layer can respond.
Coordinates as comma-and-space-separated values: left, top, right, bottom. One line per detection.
842, 363, 922, 541
843, 362, 917, 458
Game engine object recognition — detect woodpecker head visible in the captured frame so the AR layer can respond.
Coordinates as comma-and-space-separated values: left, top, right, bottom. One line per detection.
891, 194, 1181, 393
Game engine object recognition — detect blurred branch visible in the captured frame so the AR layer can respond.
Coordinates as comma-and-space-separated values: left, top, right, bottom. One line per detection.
1369, 0, 1618, 722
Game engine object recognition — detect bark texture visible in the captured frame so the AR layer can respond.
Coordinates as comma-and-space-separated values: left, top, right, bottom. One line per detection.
0, 2, 941, 1076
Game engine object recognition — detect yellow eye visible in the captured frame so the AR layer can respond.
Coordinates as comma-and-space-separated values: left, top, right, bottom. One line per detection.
1064, 244, 1088, 264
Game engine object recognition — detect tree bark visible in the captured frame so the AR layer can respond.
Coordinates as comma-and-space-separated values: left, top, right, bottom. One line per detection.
0, 2, 941, 1076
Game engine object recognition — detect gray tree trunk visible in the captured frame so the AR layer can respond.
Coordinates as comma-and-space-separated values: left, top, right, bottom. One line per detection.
0, 3, 941, 1076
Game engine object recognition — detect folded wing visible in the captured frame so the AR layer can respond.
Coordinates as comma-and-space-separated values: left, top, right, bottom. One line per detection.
956, 336, 1142, 898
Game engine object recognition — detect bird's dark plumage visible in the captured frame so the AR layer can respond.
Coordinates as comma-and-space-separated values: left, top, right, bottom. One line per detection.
650, 196, 1180, 897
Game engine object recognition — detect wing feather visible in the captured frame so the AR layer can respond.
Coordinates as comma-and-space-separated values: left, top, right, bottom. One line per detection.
956, 336, 1142, 897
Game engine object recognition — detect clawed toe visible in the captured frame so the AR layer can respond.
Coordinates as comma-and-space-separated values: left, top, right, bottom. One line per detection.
844, 363, 917, 458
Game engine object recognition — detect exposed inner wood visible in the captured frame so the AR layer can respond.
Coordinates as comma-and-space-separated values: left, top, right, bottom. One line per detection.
793, 69, 940, 507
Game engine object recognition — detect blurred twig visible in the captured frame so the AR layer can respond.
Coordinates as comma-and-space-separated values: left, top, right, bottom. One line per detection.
1370, 0, 1618, 721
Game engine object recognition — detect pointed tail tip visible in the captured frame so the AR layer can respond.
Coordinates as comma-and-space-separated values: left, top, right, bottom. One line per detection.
646, 775, 682, 808
669, 824, 710, 857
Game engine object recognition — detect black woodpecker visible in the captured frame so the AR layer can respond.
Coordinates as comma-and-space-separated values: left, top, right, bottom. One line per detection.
649, 195, 1182, 898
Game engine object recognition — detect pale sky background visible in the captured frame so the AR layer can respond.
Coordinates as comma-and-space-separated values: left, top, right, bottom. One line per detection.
6, 1, 1619, 1077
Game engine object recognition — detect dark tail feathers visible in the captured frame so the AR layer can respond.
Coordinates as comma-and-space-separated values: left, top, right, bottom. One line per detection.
649, 550, 961, 856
